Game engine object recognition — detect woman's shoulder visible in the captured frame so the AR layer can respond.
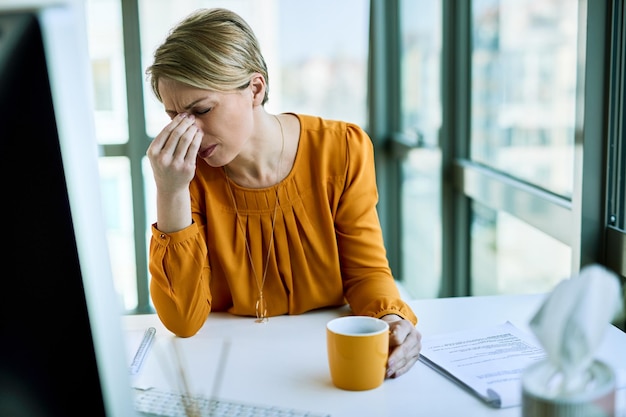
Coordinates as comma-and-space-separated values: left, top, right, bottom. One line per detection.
289, 114, 374, 180
293, 113, 359, 130
292, 113, 370, 147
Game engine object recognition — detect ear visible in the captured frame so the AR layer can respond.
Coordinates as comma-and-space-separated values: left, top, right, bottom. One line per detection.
249, 73, 266, 106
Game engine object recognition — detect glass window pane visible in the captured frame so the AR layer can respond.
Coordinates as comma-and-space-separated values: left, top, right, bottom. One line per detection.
399, 0, 442, 298
98, 157, 138, 310
85, 0, 129, 144
401, 149, 442, 298
400, 1, 442, 142
139, 0, 369, 138
470, 201, 571, 295
275, 0, 369, 125
471, 0, 578, 197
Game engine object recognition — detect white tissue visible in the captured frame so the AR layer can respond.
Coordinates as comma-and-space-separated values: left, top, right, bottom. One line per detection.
529, 264, 624, 395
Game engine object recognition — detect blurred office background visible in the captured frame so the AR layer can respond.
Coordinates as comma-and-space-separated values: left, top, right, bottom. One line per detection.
83, 0, 625, 319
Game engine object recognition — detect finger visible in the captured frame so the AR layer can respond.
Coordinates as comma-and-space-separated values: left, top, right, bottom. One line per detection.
387, 337, 414, 374
388, 320, 411, 348
387, 345, 419, 378
185, 128, 203, 160
388, 350, 419, 379
386, 325, 422, 379
171, 122, 199, 161
166, 115, 198, 157
149, 113, 188, 153
152, 114, 196, 158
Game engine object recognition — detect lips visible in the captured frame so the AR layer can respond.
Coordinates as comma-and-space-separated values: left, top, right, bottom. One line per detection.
198, 144, 217, 159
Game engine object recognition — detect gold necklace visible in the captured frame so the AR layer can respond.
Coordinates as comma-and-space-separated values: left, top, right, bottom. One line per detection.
225, 115, 285, 323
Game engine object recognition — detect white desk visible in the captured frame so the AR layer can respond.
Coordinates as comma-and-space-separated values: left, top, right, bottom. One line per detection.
124, 294, 626, 417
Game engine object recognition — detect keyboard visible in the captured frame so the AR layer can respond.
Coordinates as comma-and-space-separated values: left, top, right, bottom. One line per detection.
134, 389, 331, 417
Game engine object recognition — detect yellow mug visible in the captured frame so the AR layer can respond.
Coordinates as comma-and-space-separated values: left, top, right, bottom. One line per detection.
326, 316, 389, 391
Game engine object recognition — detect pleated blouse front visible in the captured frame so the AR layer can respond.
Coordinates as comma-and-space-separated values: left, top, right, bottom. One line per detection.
149, 113, 417, 337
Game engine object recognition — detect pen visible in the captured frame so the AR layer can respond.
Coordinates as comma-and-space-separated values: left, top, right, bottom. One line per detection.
129, 327, 156, 375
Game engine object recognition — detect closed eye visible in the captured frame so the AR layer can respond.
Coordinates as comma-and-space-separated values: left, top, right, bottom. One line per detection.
196, 108, 212, 115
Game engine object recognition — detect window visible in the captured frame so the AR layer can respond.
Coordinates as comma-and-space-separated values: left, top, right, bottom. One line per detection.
471, 0, 578, 198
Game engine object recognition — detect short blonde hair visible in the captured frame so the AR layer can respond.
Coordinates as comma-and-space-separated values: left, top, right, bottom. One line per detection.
146, 8, 269, 104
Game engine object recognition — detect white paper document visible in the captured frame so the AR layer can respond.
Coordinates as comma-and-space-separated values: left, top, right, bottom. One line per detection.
419, 321, 546, 408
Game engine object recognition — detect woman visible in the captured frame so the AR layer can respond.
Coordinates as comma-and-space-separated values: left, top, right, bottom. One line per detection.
146, 7, 421, 379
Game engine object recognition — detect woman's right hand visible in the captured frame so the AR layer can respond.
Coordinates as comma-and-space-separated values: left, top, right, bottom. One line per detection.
147, 113, 203, 193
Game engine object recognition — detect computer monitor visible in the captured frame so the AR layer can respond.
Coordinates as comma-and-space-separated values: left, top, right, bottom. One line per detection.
0, 2, 139, 416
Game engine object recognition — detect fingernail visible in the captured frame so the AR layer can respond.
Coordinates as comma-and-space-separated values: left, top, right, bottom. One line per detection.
386, 360, 395, 377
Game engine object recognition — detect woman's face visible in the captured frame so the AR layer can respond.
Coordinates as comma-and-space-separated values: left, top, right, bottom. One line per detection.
158, 78, 256, 167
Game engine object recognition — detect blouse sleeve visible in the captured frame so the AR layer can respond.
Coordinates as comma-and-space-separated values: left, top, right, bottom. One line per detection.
148, 221, 212, 337
335, 124, 418, 325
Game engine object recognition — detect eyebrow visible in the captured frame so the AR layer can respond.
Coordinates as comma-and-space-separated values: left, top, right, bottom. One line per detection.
165, 97, 207, 115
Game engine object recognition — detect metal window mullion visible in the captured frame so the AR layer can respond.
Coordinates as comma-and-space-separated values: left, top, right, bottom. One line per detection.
572, 0, 610, 270
441, 0, 471, 297
368, 0, 403, 279
121, 0, 152, 313
605, 0, 626, 280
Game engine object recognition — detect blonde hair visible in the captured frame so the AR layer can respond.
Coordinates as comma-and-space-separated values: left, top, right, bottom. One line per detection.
146, 8, 269, 104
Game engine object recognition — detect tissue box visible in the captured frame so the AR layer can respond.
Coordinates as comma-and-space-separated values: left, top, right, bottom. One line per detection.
522, 359, 616, 417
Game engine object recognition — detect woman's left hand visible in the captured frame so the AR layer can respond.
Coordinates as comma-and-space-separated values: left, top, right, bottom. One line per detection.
380, 315, 422, 379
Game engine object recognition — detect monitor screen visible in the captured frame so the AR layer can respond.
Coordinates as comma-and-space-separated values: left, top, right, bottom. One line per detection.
0, 3, 138, 416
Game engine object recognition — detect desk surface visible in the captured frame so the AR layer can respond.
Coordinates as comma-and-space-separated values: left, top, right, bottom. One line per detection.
124, 293, 626, 417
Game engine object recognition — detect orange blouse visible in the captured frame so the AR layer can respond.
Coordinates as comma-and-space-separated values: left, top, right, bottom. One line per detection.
149, 114, 418, 337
